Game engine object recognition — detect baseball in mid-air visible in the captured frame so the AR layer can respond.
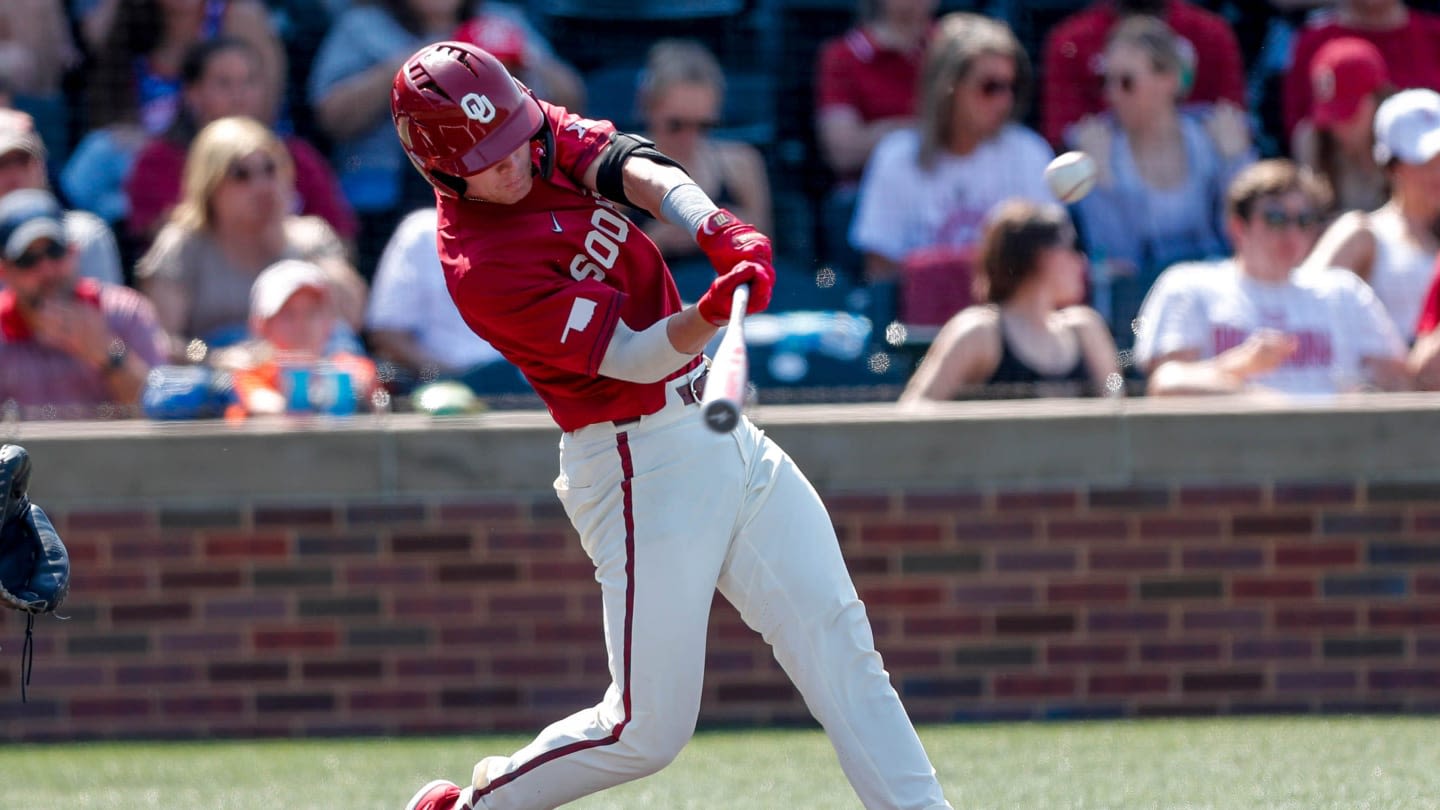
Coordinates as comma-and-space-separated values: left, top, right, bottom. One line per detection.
1045, 151, 1098, 204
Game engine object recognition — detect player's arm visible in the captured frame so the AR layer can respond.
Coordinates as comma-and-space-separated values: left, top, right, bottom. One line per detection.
584, 133, 775, 383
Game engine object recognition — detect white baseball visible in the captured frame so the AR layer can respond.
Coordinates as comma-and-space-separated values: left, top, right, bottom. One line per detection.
1045, 151, 1098, 204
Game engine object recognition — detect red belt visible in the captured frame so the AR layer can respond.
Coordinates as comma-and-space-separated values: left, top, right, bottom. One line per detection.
614, 371, 708, 427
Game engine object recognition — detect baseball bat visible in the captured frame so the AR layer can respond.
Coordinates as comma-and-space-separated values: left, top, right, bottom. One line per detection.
701, 283, 750, 433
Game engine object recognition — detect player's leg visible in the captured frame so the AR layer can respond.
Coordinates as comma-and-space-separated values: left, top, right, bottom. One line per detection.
716, 423, 953, 810
463, 419, 744, 810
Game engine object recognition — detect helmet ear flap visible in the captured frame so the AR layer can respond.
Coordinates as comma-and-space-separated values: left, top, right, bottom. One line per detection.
535, 120, 555, 181
430, 169, 468, 196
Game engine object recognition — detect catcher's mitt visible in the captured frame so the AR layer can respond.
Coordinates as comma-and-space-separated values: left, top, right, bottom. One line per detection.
0, 444, 71, 701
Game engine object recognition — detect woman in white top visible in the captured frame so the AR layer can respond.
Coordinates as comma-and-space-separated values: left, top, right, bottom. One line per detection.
1304, 88, 1440, 342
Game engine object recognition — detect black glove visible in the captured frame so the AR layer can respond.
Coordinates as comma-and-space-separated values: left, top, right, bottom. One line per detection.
0, 444, 71, 701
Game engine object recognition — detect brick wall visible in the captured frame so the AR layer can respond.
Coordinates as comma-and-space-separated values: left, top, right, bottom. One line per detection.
3, 400, 1440, 740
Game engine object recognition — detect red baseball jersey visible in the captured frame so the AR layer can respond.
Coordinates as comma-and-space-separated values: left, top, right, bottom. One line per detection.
436, 101, 702, 432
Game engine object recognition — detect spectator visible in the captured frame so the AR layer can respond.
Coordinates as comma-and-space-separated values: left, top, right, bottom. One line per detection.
79, 0, 285, 134
220, 259, 377, 417
0, 188, 166, 418
136, 116, 367, 362
1041, 0, 1246, 148
1135, 159, 1408, 396
1303, 88, 1440, 342
366, 207, 527, 395
1066, 15, 1254, 343
66, 0, 286, 230
0, 0, 79, 166
816, 0, 936, 182
898, 200, 1120, 402
309, 0, 582, 276
849, 13, 1054, 287
814, 0, 937, 279
124, 37, 356, 250
0, 110, 124, 287
1291, 36, 1392, 215
1283, 0, 1440, 144
635, 39, 771, 298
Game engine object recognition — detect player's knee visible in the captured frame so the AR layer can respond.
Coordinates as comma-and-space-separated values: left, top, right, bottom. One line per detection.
618, 713, 695, 775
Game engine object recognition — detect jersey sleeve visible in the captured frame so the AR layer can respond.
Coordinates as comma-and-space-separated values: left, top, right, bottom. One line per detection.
448, 252, 624, 378
542, 101, 618, 187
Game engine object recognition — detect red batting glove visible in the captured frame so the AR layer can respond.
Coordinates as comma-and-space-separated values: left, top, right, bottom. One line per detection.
695, 209, 773, 276
696, 260, 775, 326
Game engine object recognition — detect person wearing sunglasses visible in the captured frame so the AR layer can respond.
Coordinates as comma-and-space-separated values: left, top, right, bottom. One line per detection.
1065, 15, 1254, 348
136, 115, 367, 363
122, 36, 356, 253
0, 188, 167, 418
1303, 88, 1440, 344
1041, 0, 1246, 148
0, 110, 124, 290
634, 39, 771, 300
850, 12, 1054, 320
1134, 160, 1408, 396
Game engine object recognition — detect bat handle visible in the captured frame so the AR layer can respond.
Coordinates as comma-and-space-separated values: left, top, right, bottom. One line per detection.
728, 283, 750, 327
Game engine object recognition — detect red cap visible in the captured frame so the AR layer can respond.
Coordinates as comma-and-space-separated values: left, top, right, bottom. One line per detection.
452, 16, 527, 70
1310, 37, 1388, 128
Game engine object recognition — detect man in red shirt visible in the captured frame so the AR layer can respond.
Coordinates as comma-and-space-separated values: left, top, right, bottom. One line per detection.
1282, 0, 1440, 143
0, 189, 166, 419
1041, 0, 1246, 146
392, 42, 952, 810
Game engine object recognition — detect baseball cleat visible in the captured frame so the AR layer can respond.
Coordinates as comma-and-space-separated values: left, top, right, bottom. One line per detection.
404, 779, 476, 810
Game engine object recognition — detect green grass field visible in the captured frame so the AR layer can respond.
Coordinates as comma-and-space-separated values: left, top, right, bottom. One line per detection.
6, 717, 1440, 809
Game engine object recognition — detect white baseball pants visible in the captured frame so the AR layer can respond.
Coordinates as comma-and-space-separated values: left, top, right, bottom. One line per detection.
472, 371, 951, 810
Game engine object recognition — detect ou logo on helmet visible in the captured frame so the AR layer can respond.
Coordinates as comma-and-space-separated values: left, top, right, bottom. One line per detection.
461, 93, 497, 123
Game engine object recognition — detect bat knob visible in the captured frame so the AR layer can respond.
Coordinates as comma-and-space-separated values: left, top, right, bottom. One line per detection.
702, 400, 739, 433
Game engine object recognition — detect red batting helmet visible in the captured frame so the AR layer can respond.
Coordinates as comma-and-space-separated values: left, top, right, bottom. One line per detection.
391, 41, 552, 197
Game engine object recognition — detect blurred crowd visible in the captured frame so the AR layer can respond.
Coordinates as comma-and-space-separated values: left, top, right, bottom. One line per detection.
4, 0, 1440, 421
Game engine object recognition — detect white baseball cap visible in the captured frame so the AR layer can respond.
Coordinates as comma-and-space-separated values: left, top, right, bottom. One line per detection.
1373, 88, 1440, 165
250, 259, 330, 322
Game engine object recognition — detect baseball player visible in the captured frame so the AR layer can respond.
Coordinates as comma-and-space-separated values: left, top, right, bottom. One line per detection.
392, 42, 952, 810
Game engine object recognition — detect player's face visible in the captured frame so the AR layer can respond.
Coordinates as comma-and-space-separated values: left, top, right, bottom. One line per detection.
463, 143, 534, 204
186, 48, 264, 125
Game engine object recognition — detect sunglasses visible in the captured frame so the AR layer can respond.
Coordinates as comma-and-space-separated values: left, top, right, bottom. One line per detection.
662, 118, 719, 134
227, 158, 277, 183
1259, 208, 1322, 231
11, 239, 66, 271
1104, 72, 1137, 94
977, 77, 1015, 98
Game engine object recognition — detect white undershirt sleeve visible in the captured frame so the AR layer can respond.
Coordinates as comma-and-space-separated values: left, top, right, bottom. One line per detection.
598, 315, 696, 383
